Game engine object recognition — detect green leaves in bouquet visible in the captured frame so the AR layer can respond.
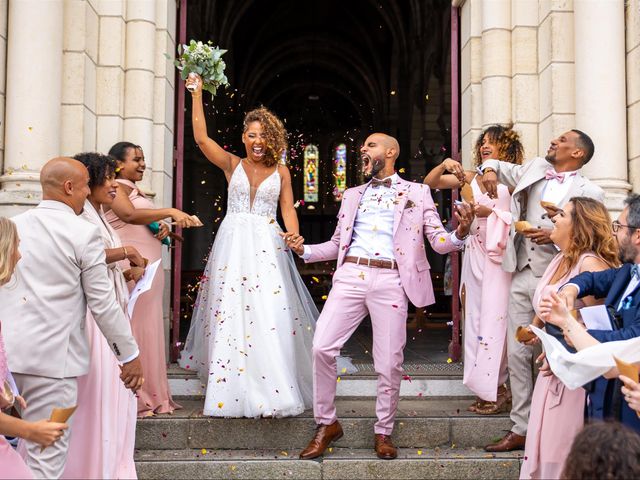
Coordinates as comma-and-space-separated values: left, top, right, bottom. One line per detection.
168, 39, 230, 96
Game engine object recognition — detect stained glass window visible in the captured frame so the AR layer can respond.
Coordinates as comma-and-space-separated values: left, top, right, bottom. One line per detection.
303, 144, 319, 202
333, 143, 347, 201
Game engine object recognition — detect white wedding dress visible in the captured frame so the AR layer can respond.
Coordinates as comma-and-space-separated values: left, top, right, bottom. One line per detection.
179, 161, 319, 417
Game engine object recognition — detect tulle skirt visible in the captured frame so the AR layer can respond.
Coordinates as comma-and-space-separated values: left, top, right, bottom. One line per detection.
179, 212, 318, 417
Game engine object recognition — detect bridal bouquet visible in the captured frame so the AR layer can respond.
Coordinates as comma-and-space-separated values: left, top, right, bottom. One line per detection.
172, 40, 229, 96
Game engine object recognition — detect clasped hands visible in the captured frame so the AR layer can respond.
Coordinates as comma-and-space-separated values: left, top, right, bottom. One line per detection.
280, 232, 305, 256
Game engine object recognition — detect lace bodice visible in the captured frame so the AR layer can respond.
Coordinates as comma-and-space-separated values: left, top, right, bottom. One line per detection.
227, 161, 280, 217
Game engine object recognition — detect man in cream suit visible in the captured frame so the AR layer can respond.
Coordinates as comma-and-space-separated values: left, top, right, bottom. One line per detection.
480, 130, 604, 452
0, 158, 143, 478
284, 133, 474, 460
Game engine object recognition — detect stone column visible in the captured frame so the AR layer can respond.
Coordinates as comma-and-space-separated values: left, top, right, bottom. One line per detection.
511, 0, 538, 159
0, 0, 8, 174
0, 0, 63, 214
575, 0, 630, 212
480, 0, 511, 128
459, 0, 483, 169
628, 0, 640, 193
124, 0, 156, 195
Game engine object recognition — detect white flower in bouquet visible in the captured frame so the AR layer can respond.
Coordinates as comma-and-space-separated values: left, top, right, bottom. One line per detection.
171, 40, 229, 96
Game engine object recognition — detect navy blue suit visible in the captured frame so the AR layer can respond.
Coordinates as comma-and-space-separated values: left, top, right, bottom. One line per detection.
569, 264, 640, 431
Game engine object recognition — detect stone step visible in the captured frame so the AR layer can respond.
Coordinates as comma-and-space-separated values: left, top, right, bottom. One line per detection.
135, 399, 511, 451
167, 364, 472, 400
135, 447, 521, 479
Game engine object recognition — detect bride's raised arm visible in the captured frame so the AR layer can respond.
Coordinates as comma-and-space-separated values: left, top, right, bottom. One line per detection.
186, 74, 240, 176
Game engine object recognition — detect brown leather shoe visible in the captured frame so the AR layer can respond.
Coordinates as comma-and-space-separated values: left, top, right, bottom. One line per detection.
299, 421, 344, 459
374, 434, 398, 460
484, 431, 526, 452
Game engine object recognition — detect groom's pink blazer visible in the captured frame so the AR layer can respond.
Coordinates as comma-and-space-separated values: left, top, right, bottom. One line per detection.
306, 177, 461, 307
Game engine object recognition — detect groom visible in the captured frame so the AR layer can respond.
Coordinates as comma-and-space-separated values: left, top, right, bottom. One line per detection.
283, 133, 473, 459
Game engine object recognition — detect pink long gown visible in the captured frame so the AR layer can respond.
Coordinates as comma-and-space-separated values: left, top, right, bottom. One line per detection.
519, 252, 593, 479
461, 177, 512, 401
0, 326, 33, 479
105, 179, 180, 417
62, 202, 137, 479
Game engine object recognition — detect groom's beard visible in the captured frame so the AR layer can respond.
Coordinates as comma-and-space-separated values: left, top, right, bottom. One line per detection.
364, 158, 385, 180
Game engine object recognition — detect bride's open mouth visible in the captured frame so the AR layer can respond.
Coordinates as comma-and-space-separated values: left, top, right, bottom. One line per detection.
252, 146, 265, 158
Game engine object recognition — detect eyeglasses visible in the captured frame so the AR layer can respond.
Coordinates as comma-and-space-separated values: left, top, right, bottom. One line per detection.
612, 221, 639, 233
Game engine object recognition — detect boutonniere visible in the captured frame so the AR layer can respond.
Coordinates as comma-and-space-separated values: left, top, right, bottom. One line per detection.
404, 199, 415, 209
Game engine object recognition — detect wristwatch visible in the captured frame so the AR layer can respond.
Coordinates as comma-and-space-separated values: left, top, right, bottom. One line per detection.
481, 167, 496, 175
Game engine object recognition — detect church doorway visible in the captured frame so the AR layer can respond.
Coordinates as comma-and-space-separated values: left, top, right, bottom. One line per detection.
173, 0, 460, 369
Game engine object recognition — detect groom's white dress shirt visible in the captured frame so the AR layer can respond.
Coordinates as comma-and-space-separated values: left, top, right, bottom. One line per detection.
303, 174, 464, 260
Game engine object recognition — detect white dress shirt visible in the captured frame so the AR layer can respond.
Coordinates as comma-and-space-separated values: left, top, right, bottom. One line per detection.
345, 173, 400, 261
302, 174, 464, 260
541, 169, 577, 205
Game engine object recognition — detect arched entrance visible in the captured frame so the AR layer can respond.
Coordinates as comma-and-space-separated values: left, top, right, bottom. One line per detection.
173, 0, 459, 367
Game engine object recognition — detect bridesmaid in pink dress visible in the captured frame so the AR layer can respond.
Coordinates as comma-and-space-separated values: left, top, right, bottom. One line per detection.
0, 217, 66, 479
105, 142, 196, 417
62, 153, 145, 479
424, 124, 524, 413
519, 198, 619, 479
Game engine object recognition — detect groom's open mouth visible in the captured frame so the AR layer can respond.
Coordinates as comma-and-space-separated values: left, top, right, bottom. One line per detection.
361, 154, 371, 171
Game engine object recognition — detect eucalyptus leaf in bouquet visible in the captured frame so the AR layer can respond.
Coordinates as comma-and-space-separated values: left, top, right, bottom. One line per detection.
169, 40, 230, 96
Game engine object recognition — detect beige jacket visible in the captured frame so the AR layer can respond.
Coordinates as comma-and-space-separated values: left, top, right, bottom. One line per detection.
0, 200, 138, 378
482, 157, 604, 275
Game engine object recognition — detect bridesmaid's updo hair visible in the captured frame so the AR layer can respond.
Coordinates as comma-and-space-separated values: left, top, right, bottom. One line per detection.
243, 107, 288, 167
73, 152, 117, 189
473, 124, 524, 167
108, 141, 139, 163
0, 217, 18, 286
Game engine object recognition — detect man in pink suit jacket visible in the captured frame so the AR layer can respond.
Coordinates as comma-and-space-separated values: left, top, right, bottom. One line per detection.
283, 133, 473, 460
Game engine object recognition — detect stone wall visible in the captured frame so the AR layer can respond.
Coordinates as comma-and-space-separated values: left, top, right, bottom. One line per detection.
628, 0, 640, 189
457, 0, 634, 212
0, 0, 178, 352
0, 0, 177, 216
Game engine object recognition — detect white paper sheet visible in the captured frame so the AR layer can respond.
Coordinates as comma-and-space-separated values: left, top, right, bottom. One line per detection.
531, 326, 640, 390
127, 258, 161, 318
579, 305, 613, 331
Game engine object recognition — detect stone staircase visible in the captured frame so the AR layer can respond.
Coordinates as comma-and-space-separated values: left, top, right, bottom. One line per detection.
134, 366, 521, 479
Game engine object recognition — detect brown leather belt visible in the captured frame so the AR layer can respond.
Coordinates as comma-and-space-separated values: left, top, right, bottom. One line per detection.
344, 256, 397, 269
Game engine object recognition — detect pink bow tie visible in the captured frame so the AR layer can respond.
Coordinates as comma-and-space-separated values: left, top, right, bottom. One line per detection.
544, 169, 571, 183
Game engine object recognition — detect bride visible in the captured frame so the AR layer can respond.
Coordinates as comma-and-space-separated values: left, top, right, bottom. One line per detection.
179, 74, 336, 417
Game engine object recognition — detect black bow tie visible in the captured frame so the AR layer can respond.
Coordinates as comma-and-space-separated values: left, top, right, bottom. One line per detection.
371, 178, 393, 189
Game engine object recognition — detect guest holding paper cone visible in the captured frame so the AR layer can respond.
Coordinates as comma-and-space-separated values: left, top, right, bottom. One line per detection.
518, 197, 618, 479
424, 124, 523, 414
61, 153, 141, 479
0, 217, 68, 479
537, 194, 640, 434
0, 158, 142, 478
104, 142, 186, 417
481, 130, 604, 453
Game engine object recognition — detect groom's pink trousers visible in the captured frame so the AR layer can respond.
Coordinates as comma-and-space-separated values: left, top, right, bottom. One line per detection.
312, 262, 408, 435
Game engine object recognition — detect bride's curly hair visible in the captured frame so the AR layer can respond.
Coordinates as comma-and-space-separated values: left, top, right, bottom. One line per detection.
243, 107, 288, 167
473, 123, 524, 167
